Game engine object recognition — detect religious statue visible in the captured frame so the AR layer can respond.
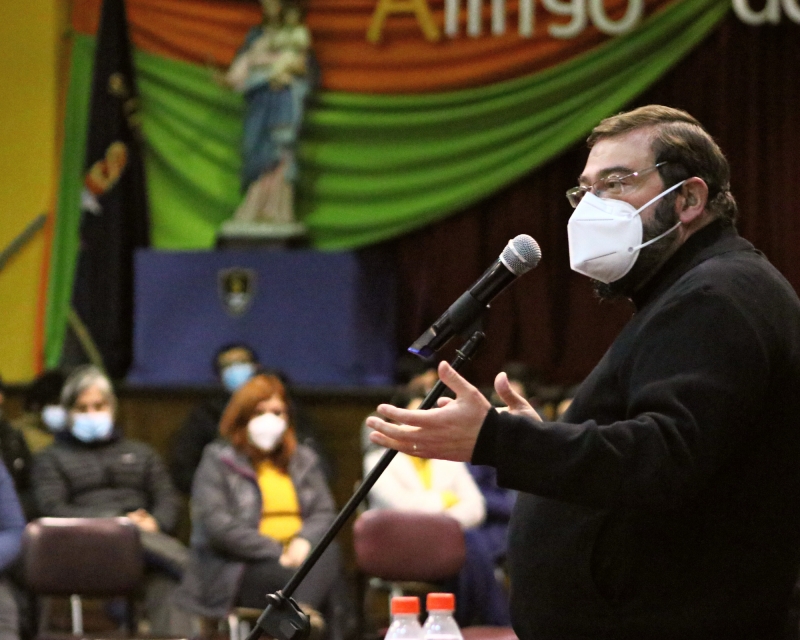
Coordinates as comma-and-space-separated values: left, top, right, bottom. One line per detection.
218, 0, 313, 235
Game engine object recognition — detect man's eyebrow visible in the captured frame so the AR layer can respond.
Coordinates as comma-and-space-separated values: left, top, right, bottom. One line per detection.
578, 165, 635, 184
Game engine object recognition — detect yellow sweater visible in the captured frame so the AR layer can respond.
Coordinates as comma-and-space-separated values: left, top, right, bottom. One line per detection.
256, 459, 302, 544
410, 456, 459, 509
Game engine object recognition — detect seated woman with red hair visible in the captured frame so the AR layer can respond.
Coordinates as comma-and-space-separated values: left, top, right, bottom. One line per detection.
173, 374, 347, 638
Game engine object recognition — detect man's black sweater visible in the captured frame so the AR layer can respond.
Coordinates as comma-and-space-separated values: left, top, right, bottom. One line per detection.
474, 220, 800, 639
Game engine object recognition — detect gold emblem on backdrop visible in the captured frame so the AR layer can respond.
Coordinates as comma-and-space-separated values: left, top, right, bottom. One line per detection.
218, 267, 257, 317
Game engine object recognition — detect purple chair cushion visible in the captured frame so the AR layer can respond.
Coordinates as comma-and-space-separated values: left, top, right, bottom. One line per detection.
353, 510, 466, 582
462, 626, 518, 640
22, 517, 144, 597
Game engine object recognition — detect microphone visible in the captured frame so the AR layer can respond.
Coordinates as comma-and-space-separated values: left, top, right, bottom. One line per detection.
409, 234, 542, 358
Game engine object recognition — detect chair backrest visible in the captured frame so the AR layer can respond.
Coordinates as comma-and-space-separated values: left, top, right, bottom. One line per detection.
22, 517, 144, 597
353, 510, 466, 582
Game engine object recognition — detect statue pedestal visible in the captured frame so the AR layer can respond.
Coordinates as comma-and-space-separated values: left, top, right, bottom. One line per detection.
217, 220, 309, 249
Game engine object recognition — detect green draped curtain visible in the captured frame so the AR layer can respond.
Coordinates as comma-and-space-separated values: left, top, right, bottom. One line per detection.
46, 0, 728, 368
300, 0, 727, 248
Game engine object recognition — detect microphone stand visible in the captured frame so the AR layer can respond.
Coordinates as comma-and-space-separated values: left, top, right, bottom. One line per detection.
244, 327, 488, 640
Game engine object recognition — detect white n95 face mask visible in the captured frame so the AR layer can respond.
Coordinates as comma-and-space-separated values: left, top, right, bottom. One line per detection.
247, 412, 288, 452
567, 180, 686, 284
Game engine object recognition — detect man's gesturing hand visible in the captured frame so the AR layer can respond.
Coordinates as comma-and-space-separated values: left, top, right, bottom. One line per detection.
366, 361, 491, 461
493, 371, 542, 421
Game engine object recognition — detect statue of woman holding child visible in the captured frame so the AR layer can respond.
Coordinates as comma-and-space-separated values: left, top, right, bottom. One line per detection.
219, 0, 313, 229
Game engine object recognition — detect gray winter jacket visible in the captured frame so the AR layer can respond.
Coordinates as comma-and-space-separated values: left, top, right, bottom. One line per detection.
172, 440, 336, 618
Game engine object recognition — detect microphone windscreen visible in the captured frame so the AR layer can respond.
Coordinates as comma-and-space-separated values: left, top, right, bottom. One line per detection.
501, 234, 542, 275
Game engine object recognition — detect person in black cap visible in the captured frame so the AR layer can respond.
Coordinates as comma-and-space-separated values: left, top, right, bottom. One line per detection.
168, 343, 261, 495
12, 369, 67, 455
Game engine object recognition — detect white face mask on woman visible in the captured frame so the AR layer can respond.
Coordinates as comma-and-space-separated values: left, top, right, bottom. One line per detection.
567, 180, 686, 284
247, 412, 288, 452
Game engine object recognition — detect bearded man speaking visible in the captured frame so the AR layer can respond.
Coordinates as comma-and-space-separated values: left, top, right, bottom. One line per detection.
367, 105, 800, 640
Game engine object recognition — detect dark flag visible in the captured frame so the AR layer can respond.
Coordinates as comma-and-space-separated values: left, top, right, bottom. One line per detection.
72, 0, 149, 378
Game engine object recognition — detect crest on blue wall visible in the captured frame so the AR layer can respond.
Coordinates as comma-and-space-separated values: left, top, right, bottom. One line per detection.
218, 267, 256, 316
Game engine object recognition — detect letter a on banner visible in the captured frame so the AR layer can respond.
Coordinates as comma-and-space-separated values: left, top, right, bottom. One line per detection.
368, 0, 442, 43
71, 0, 150, 378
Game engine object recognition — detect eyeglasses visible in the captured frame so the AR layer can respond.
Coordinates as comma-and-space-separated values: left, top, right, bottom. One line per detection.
566, 162, 668, 208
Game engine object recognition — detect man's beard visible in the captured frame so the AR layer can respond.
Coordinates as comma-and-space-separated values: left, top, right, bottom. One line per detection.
592, 197, 679, 301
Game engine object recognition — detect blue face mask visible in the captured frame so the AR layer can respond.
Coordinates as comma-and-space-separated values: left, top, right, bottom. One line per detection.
221, 362, 256, 393
41, 405, 67, 432
71, 411, 114, 443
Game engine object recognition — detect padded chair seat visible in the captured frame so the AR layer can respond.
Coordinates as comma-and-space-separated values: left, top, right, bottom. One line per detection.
354, 510, 466, 582
23, 517, 143, 597
22, 517, 188, 640
462, 626, 518, 640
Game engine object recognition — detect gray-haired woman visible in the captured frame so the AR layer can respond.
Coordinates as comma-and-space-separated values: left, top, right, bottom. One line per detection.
32, 365, 186, 634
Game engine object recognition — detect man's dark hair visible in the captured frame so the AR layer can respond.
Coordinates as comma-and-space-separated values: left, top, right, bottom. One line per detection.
212, 342, 259, 376
394, 353, 439, 386
388, 388, 426, 411
24, 370, 67, 412
587, 105, 737, 224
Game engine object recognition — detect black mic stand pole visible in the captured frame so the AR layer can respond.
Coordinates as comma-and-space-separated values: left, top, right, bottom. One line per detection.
245, 327, 488, 640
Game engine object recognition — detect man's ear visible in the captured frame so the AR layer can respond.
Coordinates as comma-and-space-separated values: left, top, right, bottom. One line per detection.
676, 177, 709, 225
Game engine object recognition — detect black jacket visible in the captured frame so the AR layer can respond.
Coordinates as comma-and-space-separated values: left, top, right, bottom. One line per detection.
32, 430, 181, 533
474, 221, 800, 640
0, 418, 33, 518
169, 395, 229, 495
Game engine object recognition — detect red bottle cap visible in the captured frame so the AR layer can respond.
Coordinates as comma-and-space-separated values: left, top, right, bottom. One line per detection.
426, 592, 456, 611
391, 596, 420, 615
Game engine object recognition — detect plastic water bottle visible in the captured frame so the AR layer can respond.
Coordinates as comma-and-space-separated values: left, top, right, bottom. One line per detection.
385, 596, 424, 640
422, 593, 463, 640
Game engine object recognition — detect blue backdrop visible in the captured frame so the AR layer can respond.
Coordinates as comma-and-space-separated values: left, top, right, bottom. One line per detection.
127, 248, 397, 387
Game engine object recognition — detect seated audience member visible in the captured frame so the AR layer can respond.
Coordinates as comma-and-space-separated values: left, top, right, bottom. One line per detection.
488, 362, 532, 404
0, 461, 24, 640
0, 376, 34, 519
555, 384, 580, 420
364, 391, 510, 626
364, 391, 485, 528
468, 389, 519, 625
173, 374, 352, 640
474, 375, 520, 577
12, 370, 67, 455
361, 357, 441, 456
394, 353, 440, 397
466, 463, 515, 577
488, 361, 555, 422
31, 365, 186, 635
169, 343, 261, 495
